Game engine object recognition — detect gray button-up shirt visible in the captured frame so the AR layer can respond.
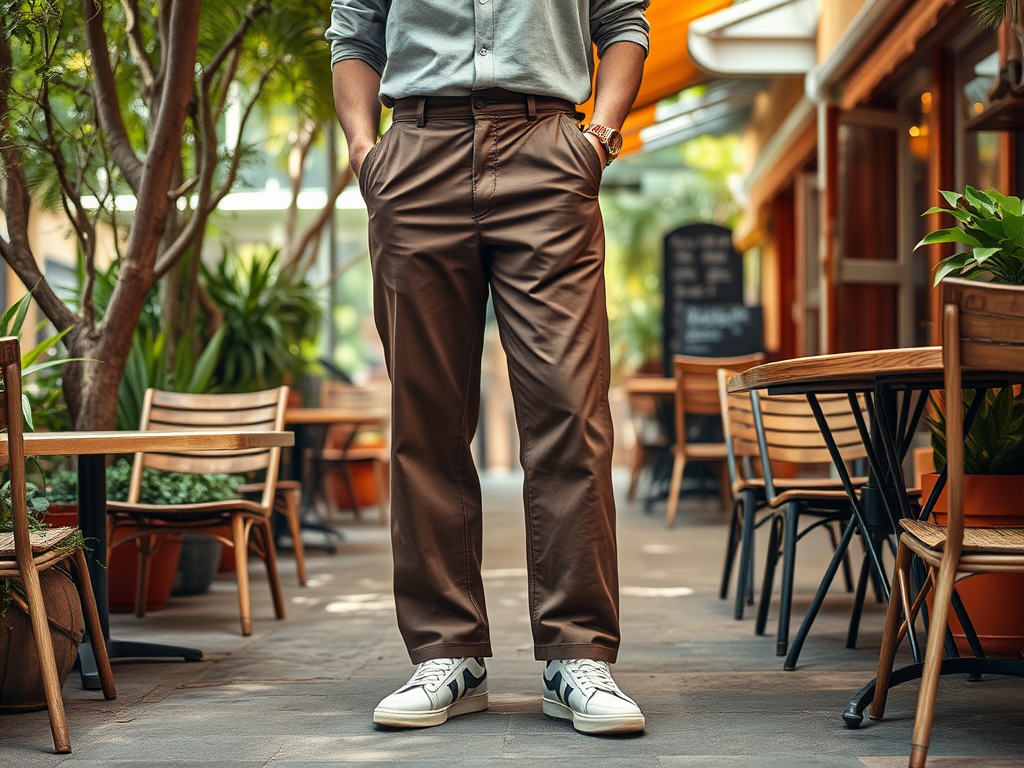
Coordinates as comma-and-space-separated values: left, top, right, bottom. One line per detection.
326, 0, 650, 106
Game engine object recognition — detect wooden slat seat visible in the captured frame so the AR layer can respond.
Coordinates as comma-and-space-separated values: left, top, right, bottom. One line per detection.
106, 387, 291, 636
0, 527, 79, 556
900, 518, 1024, 556
0, 336, 115, 753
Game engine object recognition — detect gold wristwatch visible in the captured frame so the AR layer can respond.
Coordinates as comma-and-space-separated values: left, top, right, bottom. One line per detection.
582, 124, 623, 166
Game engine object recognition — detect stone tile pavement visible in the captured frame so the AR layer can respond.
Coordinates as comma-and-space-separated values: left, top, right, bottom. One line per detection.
3, 470, 1022, 766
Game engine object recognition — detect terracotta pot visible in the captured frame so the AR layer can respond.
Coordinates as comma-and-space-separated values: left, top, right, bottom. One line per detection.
920, 472, 1024, 656
0, 567, 84, 712
107, 526, 184, 613
327, 460, 383, 509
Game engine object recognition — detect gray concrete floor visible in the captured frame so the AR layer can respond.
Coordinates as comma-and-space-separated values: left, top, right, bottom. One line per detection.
4, 470, 1023, 766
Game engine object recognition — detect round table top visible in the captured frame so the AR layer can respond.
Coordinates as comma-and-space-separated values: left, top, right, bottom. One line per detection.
728, 347, 943, 395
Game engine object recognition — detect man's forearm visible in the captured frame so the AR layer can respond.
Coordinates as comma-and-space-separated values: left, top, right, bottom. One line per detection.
332, 58, 383, 175
590, 41, 646, 131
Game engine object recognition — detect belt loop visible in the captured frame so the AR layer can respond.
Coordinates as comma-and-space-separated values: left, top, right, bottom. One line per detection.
416, 98, 426, 128
526, 95, 537, 121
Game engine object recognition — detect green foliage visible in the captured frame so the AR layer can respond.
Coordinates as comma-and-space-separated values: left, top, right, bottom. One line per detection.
923, 187, 1024, 285
202, 247, 323, 391
970, 0, 1013, 28
0, 291, 78, 432
46, 460, 243, 506
926, 387, 1024, 475
115, 326, 226, 431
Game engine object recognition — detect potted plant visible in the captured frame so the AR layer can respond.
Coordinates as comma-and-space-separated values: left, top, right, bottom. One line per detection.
917, 185, 1024, 654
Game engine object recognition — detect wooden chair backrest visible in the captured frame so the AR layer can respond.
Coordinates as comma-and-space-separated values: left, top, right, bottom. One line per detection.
674, 354, 764, 453
719, 367, 867, 500
941, 278, 1024, 555
0, 337, 30, 569
131, 387, 289, 510
319, 380, 391, 419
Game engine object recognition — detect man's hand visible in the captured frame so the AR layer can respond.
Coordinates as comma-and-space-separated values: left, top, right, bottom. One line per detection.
583, 132, 608, 168
349, 141, 377, 180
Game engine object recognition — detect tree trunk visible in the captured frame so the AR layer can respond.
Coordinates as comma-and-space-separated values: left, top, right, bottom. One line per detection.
61, 331, 132, 431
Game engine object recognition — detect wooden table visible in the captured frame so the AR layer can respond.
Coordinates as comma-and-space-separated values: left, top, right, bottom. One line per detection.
14, 429, 294, 689
730, 347, 1024, 725
624, 376, 676, 396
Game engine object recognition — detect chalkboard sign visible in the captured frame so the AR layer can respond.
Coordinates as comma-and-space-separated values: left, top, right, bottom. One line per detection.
678, 304, 763, 357
663, 223, 758, 369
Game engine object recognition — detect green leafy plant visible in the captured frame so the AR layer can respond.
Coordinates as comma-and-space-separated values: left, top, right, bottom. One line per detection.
201, 247, 323, 392
971, 0, 1016, 28
47, 460, 243, 506
922, 187, 1024, 286
926, 387, 1024, 475
116, 326, 226, 431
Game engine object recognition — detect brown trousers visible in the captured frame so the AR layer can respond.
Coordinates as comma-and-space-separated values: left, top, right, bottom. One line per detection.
361, 89, 619, 664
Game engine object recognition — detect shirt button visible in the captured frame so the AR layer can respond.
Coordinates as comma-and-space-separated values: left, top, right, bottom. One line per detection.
478, 47, 489, 56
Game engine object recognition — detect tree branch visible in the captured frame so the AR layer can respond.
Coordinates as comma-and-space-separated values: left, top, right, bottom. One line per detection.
287, 164, 353, 271
0, 17, 79, 332
283, 119, 318, 250
83, 0, 144, 192
121, 0, 156, 90
103, 0, 201, 324
153, 63, 276, 279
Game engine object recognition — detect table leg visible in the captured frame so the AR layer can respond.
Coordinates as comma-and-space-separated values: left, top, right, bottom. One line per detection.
76, 453, 203, 691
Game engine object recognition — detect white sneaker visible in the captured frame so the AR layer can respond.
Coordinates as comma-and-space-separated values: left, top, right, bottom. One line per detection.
373, 657, 488, 728
542, 659, 645, 734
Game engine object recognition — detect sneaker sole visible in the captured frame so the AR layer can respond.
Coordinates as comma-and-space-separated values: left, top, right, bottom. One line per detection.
542, 697, 645, 735
374, 691, 489, 728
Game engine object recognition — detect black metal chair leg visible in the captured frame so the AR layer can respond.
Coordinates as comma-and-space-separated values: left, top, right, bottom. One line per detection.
720, 497, 742, 600
776, 502, 800, 656
734, 489, 758, 619
824, 521, 854, 593
783, 515, 858, 670
845, 549, 872, 649
756, 514, 781, 636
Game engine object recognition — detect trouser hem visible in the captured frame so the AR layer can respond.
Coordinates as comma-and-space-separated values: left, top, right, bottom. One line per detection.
534, 643, 618, 663
408, 643, 493, 664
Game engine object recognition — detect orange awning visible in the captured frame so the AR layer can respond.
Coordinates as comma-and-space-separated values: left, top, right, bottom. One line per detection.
581, 0, 733, 144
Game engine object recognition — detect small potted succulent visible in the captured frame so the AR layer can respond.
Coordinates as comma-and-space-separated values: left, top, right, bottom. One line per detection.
917, 186, 1024, 654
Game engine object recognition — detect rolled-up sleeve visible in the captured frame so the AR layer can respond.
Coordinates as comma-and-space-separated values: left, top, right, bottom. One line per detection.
590, 0, 650, 58
326, 0, 388, 73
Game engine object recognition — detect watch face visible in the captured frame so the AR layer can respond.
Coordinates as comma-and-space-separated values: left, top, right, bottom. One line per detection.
607, 130, 623, 155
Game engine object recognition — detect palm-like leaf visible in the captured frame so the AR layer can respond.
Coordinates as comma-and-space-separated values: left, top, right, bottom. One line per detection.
971, 0, 1012, 28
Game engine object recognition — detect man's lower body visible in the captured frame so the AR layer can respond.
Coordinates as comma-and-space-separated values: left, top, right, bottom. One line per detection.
362, 89, 641, 733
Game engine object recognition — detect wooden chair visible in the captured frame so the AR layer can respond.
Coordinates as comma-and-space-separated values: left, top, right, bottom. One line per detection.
743, 386, 869, 658
0, 337, 115, 752
665, 353, 765, 527
872, 278, 1024, 768
237, 478, 306, 587
106, 388, 289, 636
311, 380, 390, 526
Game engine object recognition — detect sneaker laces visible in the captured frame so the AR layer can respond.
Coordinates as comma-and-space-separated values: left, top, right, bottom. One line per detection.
406, 658, 457, 690
564, 659, 620, 696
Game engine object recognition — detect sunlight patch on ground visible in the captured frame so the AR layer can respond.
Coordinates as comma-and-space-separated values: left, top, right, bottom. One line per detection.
324, 593, 395, 613
620, 586, 694, 597
641, 544, 680, 555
